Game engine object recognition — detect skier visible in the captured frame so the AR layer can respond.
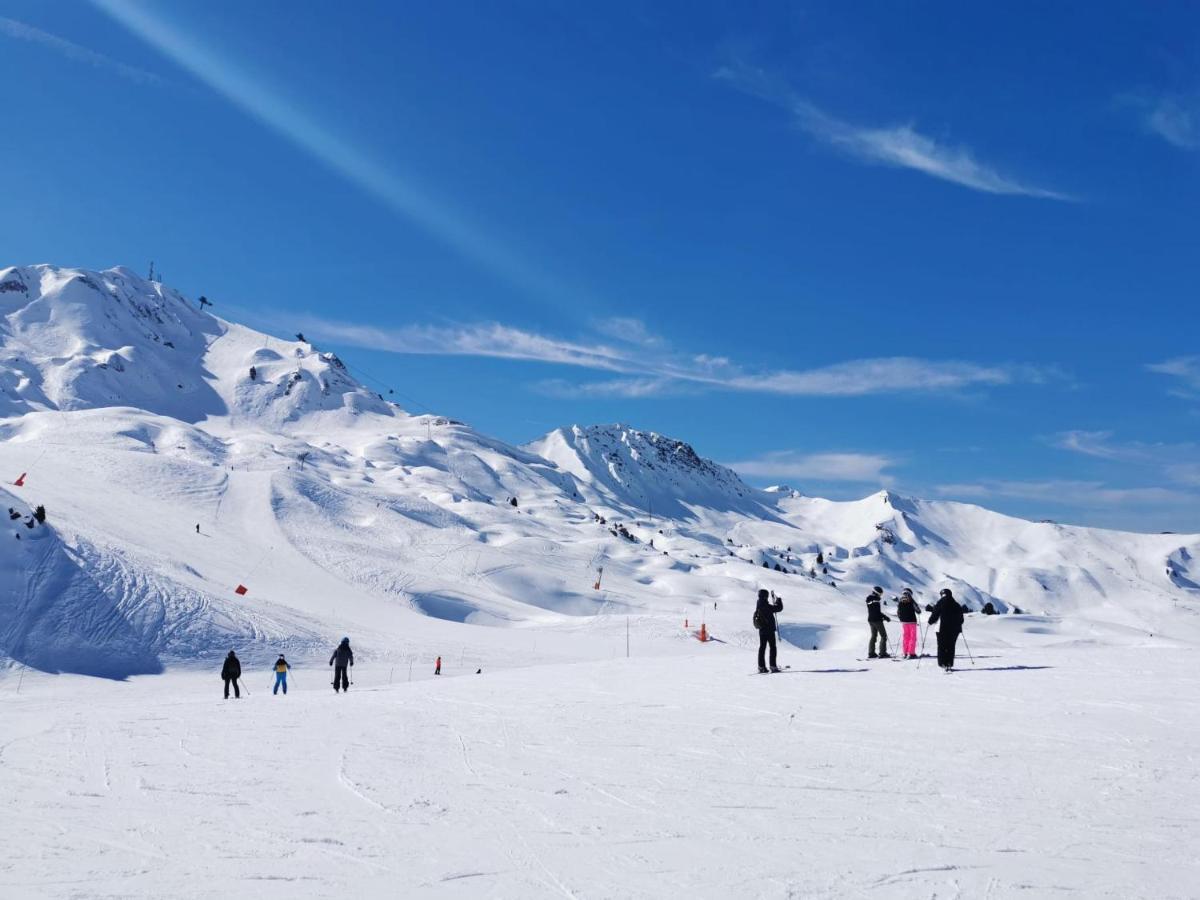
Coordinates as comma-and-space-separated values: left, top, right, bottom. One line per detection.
272, 654, 291, 695
195, 523, 200, 534
897, 588, 920, 659
753, 588, 783, 673
33, 505, 45, 524
435, 656, 442, 676
329, 637, 354, 692
221, 650, 242, 699
866, 586, 891, 658
927, 588, 966, 671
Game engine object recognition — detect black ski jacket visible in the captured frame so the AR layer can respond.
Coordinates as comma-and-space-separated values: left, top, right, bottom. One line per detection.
896, 598, 919, 623
866, 594, 890, 622
928, 597, 965, 632
755, 595, 783, 631
330, 642, 354, 667
221, 653, 241, 679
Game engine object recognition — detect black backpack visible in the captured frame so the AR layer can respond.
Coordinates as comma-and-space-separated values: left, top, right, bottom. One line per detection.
752, 608, 763, 629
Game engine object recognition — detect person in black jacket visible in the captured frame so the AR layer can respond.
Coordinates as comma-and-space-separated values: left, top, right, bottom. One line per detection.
329, 637, 354, 692
221, 650, 242, 699
865, 586, 891, 658
927, 588, 965, 670
896, 588, 921, 659
754, 589, 784, 673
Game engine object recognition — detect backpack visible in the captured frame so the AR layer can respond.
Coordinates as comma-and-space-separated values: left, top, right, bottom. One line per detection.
752, 608, 763, 629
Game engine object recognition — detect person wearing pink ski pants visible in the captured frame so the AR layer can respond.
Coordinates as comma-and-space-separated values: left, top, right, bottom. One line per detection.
897, 589, 921, 659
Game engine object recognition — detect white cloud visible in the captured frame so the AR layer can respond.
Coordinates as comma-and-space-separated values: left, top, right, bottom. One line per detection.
1148, 356, 1200, 398
1053, 430, 1125, 460
290, 312, 1052, 400
935, 479, 1198, 510
535, 377, 684, 399
1053, 429, 1200, 488
715, 62, 1071, 200
1123, 93, 1200, 151
729, 451, 897, 483
0, 15, 163, 84
591, 317, 663, 348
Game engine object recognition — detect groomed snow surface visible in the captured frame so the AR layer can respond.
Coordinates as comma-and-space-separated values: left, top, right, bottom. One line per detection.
3, 645, 1198, 899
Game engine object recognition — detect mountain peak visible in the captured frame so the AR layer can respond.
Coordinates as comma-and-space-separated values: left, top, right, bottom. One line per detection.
527, 423, 760, 518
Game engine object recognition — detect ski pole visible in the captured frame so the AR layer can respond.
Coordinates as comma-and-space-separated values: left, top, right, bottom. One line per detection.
960, 631, 975, 666
916, 626, 930, 670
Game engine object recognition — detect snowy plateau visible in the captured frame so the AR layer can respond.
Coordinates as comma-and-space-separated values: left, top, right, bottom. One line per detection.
1, 264, 1198, 899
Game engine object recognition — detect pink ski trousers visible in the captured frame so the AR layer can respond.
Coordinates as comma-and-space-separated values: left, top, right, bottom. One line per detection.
902, 622, 918, 656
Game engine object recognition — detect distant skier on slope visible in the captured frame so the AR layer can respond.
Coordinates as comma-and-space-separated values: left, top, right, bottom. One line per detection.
866, 586, 891, 659
272, 654, 291, 695
754, 588, 783, 673
329, 637, 354, 692
435, 656, 442, 676
221, 650, 242, 699
897, 589, 921, 659
928, 589, 965, 671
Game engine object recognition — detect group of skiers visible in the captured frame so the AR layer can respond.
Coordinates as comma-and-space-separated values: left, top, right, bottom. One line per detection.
219, 637, 356, 699
754, 584, 968, 672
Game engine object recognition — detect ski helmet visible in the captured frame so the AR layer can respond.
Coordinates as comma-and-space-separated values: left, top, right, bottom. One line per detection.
939, 588, 952, 598
901, 588, 913, 597
872, 585, 883, 594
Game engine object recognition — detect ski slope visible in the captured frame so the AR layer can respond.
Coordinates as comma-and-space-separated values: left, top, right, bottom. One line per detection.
2, 646, 1197, 899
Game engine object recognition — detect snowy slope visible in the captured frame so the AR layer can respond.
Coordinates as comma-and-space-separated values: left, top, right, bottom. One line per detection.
5, 647, 1200, 900
1, 264, 1199, 680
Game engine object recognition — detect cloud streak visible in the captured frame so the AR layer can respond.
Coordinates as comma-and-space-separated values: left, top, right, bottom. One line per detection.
1122, 92, 1200, 151
0, 15, 162, 84
90, 0, 574, 309
716, 62, 1071, 200
290, 311, 1051, 399
728, 451, 897, 484
1148, 356, 1200, 399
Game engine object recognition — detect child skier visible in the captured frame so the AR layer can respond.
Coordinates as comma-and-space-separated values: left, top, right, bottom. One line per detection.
897, 589, 920, 659
272, 654, 291, 695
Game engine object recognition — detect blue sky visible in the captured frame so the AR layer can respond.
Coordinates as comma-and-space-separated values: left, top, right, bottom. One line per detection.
2, 0, 1197, 532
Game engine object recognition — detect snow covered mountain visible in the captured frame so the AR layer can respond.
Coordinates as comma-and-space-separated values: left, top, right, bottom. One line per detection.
2, 264, 1198, 678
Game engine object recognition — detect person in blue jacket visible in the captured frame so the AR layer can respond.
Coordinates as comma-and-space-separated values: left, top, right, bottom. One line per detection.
272, 654, 291, 695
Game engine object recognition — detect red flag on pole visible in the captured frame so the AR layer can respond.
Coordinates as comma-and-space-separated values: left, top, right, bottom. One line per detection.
234, 584, 248, 596
13, 473, 26, 487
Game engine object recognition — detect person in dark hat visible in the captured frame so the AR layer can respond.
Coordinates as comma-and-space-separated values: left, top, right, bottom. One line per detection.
896, 588, 921, 659
753, 589, 784, 673
927, 588, 966, 671
865, 586, 891, 659
221, 650, 242, 699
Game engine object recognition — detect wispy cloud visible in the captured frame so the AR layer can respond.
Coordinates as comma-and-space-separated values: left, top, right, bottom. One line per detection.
90, 0, 574, 309
1053, 430, 1200, 488
290, 311, 1055, 399
1121, 92, 1200, 151
1148, 356, 1200, 399
728, 451, 897, 484
715, 61, 1071, 200
0, 15, 163, 85
936, 479, 1198, 512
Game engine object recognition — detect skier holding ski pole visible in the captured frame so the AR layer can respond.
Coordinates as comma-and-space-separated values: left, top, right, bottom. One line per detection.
897, 589, 921, 659
329, 637, 354, 693
927, 589, 965, 672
